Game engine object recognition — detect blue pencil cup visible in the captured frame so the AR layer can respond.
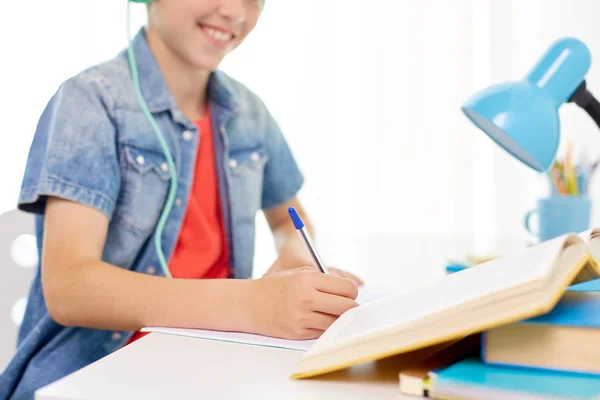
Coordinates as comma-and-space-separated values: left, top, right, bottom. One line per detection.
524, 196, 592, 243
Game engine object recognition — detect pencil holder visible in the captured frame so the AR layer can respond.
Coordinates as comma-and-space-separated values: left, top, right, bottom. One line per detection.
524, 195, 591, 243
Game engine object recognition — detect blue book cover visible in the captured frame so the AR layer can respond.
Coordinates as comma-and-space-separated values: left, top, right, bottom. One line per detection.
570, 278, 600, 292
433, 358, 600, 399
445, 259, 472, 274
445, 264, 468, 274
524, 290, 600, 327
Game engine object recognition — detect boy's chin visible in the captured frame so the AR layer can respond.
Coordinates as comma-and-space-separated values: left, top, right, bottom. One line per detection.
189, 56, 223, 73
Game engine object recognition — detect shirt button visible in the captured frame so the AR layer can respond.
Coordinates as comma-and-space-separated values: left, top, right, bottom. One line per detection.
250, 152, 260, 162
182, 130, 193, 141
229, 159, 238, 169
111, 332, 122, 341
175, 198, 182, 207
160, 162, 169, 172
136, 155, 145, 165
147, 266, 156, 275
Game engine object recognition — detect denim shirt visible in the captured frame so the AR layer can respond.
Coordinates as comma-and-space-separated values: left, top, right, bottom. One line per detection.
0, 29, 303, 399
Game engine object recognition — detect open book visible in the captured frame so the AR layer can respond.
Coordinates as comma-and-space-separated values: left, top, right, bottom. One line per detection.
292, 230, 600, 379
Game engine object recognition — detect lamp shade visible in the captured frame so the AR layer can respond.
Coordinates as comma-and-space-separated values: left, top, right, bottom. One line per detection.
462, 38, 592, 172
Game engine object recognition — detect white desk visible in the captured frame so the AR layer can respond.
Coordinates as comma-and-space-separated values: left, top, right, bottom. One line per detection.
37, 333, 416, 399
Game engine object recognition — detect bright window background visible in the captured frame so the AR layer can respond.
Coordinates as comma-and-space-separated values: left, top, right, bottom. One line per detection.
3, 0, 600, 369
224, 0, 479, 287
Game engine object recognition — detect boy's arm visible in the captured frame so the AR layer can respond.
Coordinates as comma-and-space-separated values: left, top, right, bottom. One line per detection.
42, 197, 254, 332
264, 198, 364, 286
42, 197, 358, 339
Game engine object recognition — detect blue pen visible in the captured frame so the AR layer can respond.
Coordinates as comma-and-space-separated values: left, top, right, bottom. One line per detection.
288, 207, 329, 274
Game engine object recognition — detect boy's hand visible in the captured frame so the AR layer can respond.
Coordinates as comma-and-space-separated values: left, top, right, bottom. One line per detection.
266, 250, 364, 288
327, 267, 364, 288
247, 267, 359, 340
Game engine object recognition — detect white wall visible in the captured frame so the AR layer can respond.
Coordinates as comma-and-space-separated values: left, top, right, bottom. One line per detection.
225, 0, 479, 288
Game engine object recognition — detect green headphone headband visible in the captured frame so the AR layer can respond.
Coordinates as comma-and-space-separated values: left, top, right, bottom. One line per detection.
127, 0, 176, 277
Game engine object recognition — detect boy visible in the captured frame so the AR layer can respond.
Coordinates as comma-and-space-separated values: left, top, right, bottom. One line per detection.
0, 0, 361, 398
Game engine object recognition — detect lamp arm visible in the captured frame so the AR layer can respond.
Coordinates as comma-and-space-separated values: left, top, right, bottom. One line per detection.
568, 80, 600, 129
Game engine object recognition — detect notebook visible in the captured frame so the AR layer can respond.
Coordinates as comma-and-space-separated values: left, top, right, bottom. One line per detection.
291, 231, 600, 379
483, 290, 600, 375
430, 357, 600, 399
142, 284, 398, 351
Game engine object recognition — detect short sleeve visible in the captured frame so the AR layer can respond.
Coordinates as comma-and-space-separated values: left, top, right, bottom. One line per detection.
18, 76, 120, 218
261, 109, 305, 210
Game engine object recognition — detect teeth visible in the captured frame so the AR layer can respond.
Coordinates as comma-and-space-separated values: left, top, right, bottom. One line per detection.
205, 27, 232, 42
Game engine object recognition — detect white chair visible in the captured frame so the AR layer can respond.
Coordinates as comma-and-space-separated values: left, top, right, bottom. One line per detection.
0, 209, 36, 371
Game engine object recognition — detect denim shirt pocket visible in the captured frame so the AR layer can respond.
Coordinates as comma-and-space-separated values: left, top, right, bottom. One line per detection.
227, 146, 269, 223
229, 146, 269, 176
114, 144, 171, 237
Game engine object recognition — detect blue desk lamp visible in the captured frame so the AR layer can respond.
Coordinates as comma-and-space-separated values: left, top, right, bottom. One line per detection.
462, 38, 600, 172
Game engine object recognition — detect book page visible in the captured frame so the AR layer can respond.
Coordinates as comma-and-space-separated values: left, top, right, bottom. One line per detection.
578, 229, 594, 244
142, 285, 396, 351
571, 229, 600, 291
308, 236, 570, 354
355, 284, 399, 304
586, 229, 600, 262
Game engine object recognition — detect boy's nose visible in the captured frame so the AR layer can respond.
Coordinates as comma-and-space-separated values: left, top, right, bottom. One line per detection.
218, 0, 247, 25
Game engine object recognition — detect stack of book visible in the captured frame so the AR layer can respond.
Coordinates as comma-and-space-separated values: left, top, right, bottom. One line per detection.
397, 232, 600, 399
398, 290, 600, 399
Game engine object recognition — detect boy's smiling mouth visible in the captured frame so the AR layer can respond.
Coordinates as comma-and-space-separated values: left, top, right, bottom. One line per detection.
198, 23, 235, 49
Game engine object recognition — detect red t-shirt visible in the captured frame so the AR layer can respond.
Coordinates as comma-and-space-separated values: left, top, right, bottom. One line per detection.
127, 107, 229, 344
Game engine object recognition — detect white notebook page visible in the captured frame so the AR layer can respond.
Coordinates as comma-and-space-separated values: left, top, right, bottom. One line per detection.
142, 284, 397, 351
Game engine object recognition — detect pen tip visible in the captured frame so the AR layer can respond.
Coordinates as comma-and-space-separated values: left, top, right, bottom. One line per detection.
288, 207, 304, 229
